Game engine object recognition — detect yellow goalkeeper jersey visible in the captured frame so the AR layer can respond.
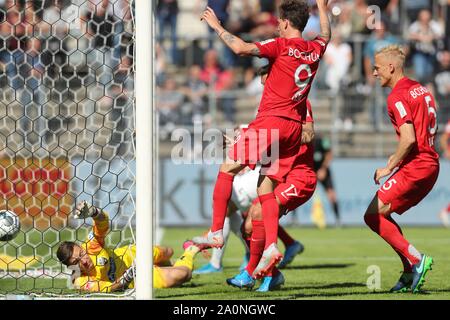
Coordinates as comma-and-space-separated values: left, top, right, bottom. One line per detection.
73, 213, 135, 292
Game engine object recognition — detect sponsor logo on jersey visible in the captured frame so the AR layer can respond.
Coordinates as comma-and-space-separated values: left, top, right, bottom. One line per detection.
97, 256, 108, 266
395, 101, 407, 118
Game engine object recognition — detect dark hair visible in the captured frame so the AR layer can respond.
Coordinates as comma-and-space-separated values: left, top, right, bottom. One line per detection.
57, 241, 76, 266
279, 0, 310, 32
257, 65, 270, 76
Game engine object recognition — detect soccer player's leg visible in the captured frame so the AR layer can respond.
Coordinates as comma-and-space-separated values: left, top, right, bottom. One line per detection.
157, 244, 204, 288
226, 201, 265, 289
275, 173, 316, 268
364, 169, 437, 293
364, 195, 421, 293
253, 175, 283, 279
323, 171, 341, 227
192, 162, 246, 249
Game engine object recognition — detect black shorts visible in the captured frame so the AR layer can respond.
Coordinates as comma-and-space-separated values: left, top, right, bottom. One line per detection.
319, 168, 334, 190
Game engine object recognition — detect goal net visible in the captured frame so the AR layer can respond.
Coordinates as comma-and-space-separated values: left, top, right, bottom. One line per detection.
0, 0, 139, 299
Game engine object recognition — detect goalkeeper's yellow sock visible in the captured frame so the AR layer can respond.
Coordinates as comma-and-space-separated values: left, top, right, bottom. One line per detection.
173, 245, 200, 270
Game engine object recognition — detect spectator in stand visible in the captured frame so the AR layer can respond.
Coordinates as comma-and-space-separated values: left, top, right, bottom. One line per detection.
337, 0, 369, 37
323, 30, 352, 95
445, 0, 450, 50
434, 50, 450, 98
157, 0, 179, 64
363, 18, 400, 87
200, 49, 236, 124
196, 0, 231, 49
181, 65, 209, 123
366, 0, 400, 33
404, 0, 430, 23
157, 77, 185, 137
363, 18, 400, 127
246, 65, 266, 105
303, 0, 320, 40
156, 43, 167, 87
408, 9, 444, 84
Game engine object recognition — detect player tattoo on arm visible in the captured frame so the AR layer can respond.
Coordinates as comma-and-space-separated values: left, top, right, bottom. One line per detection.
217, 30, 260, 56
250, 47, 260, 56
221, 32, 235, 44
317, 1, 331, 41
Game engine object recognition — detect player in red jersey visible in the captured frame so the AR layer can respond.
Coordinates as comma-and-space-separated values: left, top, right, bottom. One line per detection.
193, 0, 330, 279
227, 100, 317, 291
365, 45, 439, 294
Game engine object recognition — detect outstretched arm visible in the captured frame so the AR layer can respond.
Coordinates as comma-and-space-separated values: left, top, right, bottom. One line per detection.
201, 7, 260, 56
316, 0, 331, 42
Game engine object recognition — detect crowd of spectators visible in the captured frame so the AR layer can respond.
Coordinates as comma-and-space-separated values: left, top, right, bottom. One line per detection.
156, 0, 450, 134
0, 0, 134, 156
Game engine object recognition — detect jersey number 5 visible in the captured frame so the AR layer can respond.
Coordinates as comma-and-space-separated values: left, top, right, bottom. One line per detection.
425, 95, 437, 147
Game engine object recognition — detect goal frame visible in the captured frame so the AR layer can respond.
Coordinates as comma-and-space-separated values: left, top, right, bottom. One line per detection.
135, 0, 154, 300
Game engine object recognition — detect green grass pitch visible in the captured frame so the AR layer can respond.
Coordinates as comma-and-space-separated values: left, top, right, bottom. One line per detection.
156, 227, 450, 300
1, 226, 449, 299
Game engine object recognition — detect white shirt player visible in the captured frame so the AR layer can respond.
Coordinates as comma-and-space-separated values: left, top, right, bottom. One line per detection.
231, 166, 261, 213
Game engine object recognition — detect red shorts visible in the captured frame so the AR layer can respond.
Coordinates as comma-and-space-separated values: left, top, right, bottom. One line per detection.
275, 167, 317, 214
377, 163, 439, 214
229, 116, 302, 182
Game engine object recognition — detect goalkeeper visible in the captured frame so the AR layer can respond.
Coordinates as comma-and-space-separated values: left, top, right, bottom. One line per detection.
56, 201, 202, 292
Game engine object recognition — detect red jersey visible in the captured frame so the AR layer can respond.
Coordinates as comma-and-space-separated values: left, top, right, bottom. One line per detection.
292, 100, 314, 172
254, 36, 328, 122
386, 77, 439, 166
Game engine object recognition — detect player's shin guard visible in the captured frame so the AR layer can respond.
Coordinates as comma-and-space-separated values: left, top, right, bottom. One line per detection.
211, 172, 234, 232
364, 213, 421, 265
260, 192, 279, 249
246, 220, 265, 275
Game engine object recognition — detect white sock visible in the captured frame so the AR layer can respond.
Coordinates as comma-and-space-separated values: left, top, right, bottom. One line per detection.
210, 217, 230, 269
408, 244, 422, 264
229, 211, 249, 254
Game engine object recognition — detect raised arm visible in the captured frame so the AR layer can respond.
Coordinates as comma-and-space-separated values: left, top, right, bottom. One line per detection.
316, 0, 331, 42
201, 7, 260, 56
73, 201, 109, 249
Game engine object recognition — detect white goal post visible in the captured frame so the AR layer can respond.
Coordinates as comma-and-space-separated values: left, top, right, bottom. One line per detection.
135, 0, 154, 300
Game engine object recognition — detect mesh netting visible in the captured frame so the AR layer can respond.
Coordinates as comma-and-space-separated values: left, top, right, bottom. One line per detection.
0, 0, 135, 298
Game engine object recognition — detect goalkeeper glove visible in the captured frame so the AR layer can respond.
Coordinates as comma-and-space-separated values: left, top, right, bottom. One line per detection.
72, 201, 99, 219
118, 265, 136, 288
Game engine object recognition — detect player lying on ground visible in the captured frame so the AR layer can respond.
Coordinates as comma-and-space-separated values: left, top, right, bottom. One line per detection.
195, 66, 308, 277
226, 99, 316, 292
365, 45, 439, 293
193, 0, 330, 280
57, 201, 204, 292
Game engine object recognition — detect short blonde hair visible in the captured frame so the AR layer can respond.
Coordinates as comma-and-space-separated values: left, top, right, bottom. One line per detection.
375, 45, 406, 68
